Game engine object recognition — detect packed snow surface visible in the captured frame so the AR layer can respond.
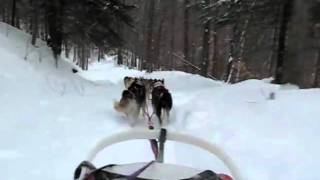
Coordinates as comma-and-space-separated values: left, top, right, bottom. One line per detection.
1, 23, 320, 180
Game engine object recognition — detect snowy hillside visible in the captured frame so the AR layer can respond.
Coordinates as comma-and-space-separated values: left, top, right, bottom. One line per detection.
1, 23, 320, 180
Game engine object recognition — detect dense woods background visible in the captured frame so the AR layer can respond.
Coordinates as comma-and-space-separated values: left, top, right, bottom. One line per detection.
1, 0, 320, 88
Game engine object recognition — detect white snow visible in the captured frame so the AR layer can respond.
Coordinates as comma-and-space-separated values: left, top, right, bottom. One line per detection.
1, 22, 320, 180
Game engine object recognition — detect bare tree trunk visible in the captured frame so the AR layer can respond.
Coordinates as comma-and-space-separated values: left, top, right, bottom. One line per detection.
80, 45, 85, 70
224, 24, 237, 82
31, 0, 39, 46
183, 0, 190, 71
1, 4, 5, 22
145, 0, 156, 72
268, 5, 282, 77
15, 11, 20, 29
123, 49, 128, 66
116, 11, 123, 66
46, 0, 63, 67
155, 18, 164, 70
137, 0, 148, 70
77, 47, 81, 66
132, 53, 137, 68
313, 50, 320, 87
11, 0, 16, 26
4, 3, 10, 24
97, 48, 102, 62
210, 28, 218, 77
44, 9, 49, 41
274, 0, 294, 84
39, 19, 46, 40
85, 47, 89, 70
73, 46, 77, 63
226, 57, 234, 83
117, 47, 123, 65
169, 0, 176, 70
235, 17, 250, 82
200, 2, 210, 77
65, 41, 71, 58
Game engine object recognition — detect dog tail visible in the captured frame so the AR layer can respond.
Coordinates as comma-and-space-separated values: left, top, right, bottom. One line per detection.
156, 102, 163, 126
160, 92, 173, 110
159, 92, 172, 126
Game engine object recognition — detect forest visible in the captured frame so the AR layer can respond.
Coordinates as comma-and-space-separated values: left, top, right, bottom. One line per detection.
1, 0, 320, 88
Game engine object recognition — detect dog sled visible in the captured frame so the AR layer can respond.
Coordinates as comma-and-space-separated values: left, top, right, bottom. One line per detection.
74, 129, 243, 180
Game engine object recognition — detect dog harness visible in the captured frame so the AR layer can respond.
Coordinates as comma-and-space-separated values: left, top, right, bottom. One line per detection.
153, 81, 164, 88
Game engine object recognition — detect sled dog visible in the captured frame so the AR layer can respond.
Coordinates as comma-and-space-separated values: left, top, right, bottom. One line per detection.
151, 81, 172, 126
114, 79, 146, 121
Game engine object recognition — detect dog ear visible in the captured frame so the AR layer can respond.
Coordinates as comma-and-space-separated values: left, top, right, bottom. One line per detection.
162, 79, 165, 84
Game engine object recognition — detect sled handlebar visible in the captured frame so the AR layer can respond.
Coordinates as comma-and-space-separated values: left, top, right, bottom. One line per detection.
86, 128, 243, 180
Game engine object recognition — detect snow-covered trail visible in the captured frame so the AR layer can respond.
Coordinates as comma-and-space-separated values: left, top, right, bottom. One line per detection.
1, 23, 320, 180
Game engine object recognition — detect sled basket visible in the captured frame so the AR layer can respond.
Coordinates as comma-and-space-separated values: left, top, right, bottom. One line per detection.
74, 129, 242, 180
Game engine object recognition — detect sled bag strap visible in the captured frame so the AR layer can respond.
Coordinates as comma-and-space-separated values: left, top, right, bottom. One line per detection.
127, 161, 155, 180
85, 164, 152, 180
182, 170, 222, 180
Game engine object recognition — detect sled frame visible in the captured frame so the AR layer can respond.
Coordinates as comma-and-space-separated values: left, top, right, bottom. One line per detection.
86, 129, 243, 180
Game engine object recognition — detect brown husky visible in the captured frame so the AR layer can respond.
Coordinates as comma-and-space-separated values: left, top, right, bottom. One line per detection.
115, 78, 146, 121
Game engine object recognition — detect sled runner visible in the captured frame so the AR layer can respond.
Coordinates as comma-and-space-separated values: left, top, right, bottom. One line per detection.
74, 129, 242, 180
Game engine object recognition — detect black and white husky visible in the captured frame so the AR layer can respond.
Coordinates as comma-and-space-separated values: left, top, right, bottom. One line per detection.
151, 81, 172, 126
